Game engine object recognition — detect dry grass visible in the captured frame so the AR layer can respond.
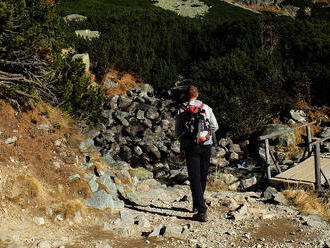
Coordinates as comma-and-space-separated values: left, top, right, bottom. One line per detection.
0, 101, 95, 218
61, 199, 87, 219
206, 180, 230, 192
101, 69, 142, 96
242, 4, 283, 14
283, 188, 330, 221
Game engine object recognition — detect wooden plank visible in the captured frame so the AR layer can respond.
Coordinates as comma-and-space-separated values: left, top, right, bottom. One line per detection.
274, 156, 330, 185
270, 177, 315, 189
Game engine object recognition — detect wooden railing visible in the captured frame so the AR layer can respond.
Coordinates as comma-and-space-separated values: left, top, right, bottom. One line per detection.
310, 136, 330, 190
258, 122, 316, 181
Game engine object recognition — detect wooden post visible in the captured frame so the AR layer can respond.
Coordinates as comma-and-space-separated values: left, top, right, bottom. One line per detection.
265, 138, 271, 179
314, 143, 321, 190
306, 125, 312, 154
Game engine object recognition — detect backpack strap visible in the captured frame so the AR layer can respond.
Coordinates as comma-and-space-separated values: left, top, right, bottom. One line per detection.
199, 102, 207, 117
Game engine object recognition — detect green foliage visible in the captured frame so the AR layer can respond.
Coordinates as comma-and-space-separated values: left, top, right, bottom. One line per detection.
51, 57, 105, 124
0, 0, 105, 124
56, 0, 330, 136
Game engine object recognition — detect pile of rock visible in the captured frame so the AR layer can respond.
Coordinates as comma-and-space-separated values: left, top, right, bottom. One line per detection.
82, 85, 249, 183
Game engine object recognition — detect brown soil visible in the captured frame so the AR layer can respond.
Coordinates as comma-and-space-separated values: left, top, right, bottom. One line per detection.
237, 218, 317, 247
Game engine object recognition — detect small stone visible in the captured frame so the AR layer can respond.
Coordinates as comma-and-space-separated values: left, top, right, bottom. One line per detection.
69, 174, 81, 181
56, 215, 64, 221
37, 124, 51, 132
96, 242, 112, 248
33, 217, 45, 226
53, 161, 61, 168
5, 136, 17, 144
37, 241, 51, 248
259, 237, 265, 241
240, 176, 257, 189
54, 139, 62, 146
229, 152, 239, 161
148, 224, 165, 237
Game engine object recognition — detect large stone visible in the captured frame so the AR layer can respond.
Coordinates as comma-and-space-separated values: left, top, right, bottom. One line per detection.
103, 152, 116, 167
72, 53, 90, 72
134, 84, 154, 97
171, 140, 181, 153
218, 138, 233, 148
290, 110, 306, 122
127, 102, 139, 113
118, 96, 132, 110
136, 110, 145, 120
109, 95, 119, 110
148, 224, 165, 237
63, 14, 87, 22
228, 204, 249, 221
128, 167, 153, 180
146, 144, 161, 160
79, 138, 96, 153
75, 29, 100, 40
98, 175, 117, 196
85, 190, 113, 210
216, 173, 238, 185
229, 144, 241, 153
262, 186, 278, 200
146, 108, 159, 120
301, 215, 329, 229
240, 176, 257, 189
164, 223, 183, 238
262, 124, 296, 146
120, 210, 134, 225
320, 127, 330, 138
88, 176, 99, 192
135, 215, 151, 228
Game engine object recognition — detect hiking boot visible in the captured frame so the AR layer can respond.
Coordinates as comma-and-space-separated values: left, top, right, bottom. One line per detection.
192, 212, 208, 222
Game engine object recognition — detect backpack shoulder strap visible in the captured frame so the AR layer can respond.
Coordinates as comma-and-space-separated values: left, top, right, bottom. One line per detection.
199, 102, 207, 117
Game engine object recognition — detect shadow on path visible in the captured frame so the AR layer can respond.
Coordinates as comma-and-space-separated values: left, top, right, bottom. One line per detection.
125, 204, 192, 221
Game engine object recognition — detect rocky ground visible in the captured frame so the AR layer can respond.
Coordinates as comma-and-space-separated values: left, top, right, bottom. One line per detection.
0, 100, 329, 248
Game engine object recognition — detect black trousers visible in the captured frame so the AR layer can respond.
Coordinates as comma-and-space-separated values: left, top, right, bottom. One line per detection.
185, 145, 211, 214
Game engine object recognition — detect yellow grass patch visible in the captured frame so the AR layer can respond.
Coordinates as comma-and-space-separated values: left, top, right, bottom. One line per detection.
283, 189, 330, 221
101, 69, 142, 96
206, 180, 230, 192
62, 199, 87, 219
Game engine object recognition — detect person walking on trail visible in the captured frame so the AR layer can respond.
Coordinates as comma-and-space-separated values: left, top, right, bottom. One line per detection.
175, 85, 219, 222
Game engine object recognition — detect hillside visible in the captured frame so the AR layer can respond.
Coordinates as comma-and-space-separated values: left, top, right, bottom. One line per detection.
0, 101, 329, 248
0, 1, 329, 247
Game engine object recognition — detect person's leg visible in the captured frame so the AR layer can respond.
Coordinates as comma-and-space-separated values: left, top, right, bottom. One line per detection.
186, 150, 207, 214
200, 145, 211, 194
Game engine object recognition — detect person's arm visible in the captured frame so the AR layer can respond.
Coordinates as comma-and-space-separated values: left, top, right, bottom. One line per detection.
209, 109, 219, 133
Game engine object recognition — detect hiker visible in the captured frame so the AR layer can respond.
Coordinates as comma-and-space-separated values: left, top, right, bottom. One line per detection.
175, 85, 218, 222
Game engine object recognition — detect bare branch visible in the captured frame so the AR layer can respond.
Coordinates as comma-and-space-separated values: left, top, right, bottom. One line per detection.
0, 81, 38, 99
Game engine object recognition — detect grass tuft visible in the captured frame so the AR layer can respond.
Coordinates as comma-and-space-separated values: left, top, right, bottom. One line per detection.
283, 188, 330, 221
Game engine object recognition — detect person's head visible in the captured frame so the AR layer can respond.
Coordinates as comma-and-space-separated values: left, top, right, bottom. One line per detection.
186, 85, 199, 101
